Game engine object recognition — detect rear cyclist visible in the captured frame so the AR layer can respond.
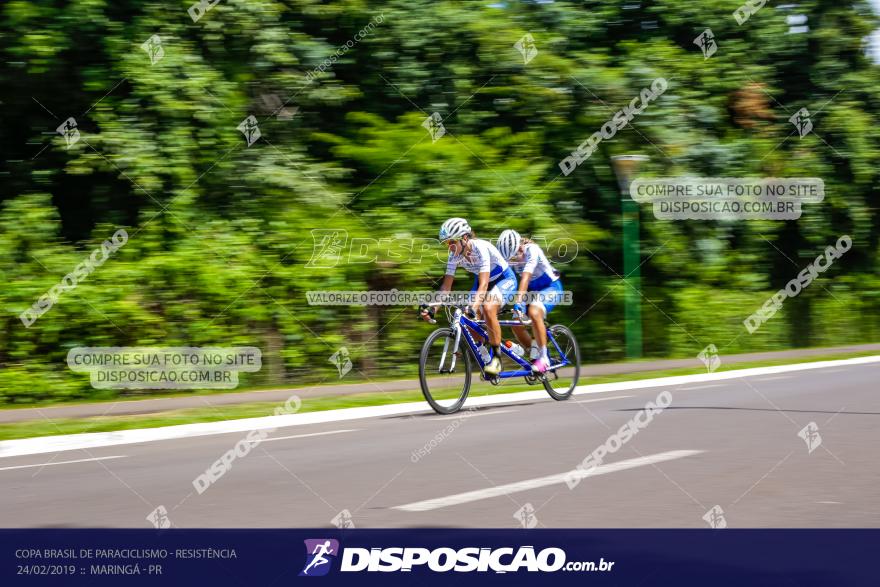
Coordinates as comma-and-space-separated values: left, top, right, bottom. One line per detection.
496, 229, 564, 373
420, 218, 516, 376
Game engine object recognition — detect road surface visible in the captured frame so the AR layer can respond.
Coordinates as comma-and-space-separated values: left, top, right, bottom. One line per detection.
1, 359, 878, 528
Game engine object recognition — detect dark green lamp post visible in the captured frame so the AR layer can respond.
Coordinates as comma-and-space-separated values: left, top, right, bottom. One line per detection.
611, 155, 649, 359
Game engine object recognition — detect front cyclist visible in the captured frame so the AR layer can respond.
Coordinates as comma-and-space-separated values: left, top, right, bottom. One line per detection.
497, 229, 564, 373
420, 218, 516, 376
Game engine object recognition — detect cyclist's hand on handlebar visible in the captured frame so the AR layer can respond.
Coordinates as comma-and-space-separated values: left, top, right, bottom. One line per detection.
465, 305, 478, 319
513, 302, 525, 317
418, 304, 436, 323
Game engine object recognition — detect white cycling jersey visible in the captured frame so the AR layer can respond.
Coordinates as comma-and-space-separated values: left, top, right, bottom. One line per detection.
445, 238, 510, 279
509, 242, 560, 290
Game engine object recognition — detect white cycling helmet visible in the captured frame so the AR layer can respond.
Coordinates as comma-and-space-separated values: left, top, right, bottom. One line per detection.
497, 229, 522, 260
439, 217, 472, 242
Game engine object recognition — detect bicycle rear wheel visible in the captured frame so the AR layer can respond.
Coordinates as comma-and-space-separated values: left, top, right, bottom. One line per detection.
542, 324, 580, 400
419, 327, 472, 414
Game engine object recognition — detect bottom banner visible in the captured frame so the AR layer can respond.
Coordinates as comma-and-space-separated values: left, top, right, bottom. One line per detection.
2, 529, 877, 586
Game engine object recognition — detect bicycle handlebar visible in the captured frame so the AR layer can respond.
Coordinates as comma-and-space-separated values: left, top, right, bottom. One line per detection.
420, 303, 532, 326
511, 312, 533, 326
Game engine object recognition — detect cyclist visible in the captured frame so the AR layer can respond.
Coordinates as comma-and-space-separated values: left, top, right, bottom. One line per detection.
496, 229, 563, 373
420, 218, 516, 376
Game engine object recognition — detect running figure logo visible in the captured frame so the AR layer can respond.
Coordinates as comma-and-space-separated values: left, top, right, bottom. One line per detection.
329, 347, 352, 378
56, 117, 80, 149
798, 421, 822, 453
306, 229, 347, 268
693, 29, 717, 59
789, 108, 813, 138
237, 115, 262, 147
300, 539, 339, 577
514, 503, 538, 528
146, 505, 172, 529
702, 505, 727, 529
331, 509, 356, 529
421, 112, 446, 142
514, 33, 538, 64
140, 34, 165, 65
697, 344, 721, 373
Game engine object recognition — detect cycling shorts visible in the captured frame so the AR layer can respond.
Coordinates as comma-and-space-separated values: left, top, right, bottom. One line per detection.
528, 279, 563, 317
471, 266, 517, 308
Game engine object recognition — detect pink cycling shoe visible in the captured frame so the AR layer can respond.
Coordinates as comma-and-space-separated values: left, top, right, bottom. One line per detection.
531, 357, 550, 373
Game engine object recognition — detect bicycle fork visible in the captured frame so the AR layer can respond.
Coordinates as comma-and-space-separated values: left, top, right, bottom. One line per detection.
439, 325, 463, 374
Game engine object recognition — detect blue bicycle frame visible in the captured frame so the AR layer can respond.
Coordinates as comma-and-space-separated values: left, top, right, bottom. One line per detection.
442, 306, 572, 379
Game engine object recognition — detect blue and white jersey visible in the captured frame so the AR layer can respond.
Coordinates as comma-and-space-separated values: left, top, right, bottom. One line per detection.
445, 239, 510, 279
509, 242, 560, 290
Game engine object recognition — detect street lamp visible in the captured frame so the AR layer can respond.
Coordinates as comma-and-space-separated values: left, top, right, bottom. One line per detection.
611, 155, 649, 359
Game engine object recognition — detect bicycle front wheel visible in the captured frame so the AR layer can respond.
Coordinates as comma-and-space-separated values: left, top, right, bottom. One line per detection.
419, 327, 472, 414
542, 324, 581, 400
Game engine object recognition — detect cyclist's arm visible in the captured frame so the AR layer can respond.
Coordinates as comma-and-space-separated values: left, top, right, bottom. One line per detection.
438, 256, 456, 299
517, 246, 540, 308
515, 272, 532, 305
439, 274, 454, 293
471, 242, 493, 310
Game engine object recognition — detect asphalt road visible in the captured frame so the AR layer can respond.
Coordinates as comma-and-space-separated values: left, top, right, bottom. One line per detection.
1, 360, 878, 528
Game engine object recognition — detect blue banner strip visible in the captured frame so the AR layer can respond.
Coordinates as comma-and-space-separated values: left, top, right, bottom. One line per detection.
2, 529, 877, 586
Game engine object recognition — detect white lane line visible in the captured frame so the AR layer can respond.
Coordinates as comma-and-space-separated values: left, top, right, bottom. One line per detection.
2, 355, 878, 459
432, 409, 517, 421
393, 450, 703, 512
574, 395, 632, 404
262, 429, 357, 443
681, 384, 725, 391
0, 455, 126, 472
754, 375, 795, 381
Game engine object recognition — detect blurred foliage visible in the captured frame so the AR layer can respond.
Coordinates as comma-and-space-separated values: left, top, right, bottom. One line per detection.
0, 0, 879, 404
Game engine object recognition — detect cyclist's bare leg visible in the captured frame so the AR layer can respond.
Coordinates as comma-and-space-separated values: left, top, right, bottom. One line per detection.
483, 300, 502, 347
528, 304, 547, 347
510, 324, 533, 348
